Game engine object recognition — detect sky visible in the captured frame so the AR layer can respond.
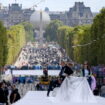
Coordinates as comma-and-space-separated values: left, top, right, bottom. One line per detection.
0, 0, 105, 12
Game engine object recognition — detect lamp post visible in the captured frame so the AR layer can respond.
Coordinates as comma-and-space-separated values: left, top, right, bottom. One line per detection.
39, 10, 43, 44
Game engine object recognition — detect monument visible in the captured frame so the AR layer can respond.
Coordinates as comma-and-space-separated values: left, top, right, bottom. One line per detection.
30, 11, 50, 43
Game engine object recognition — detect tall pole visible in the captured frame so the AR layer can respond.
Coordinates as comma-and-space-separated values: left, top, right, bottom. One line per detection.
39, 10, 43, 44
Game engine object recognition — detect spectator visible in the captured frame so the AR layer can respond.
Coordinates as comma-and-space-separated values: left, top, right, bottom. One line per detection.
43, 68, 48, 78
10, 85, 21, 104
82, 62, 92, 86
3, 81, 9, 105
47, 77, 61, 97
93, 87, 100, 96
59, 61, 66, 81
100, 85, 105, 97
0, 82, 6, 105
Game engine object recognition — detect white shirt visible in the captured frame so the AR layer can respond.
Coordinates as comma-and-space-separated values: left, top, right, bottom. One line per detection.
84, 69, 89, 77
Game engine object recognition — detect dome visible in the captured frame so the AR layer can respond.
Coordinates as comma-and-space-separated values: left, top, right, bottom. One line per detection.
30, 11, 50, 29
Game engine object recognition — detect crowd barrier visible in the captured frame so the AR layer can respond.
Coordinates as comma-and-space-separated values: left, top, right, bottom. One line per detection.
5, 69, 60, 76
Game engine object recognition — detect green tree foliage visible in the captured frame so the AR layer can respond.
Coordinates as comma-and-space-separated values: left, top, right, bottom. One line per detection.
57, 26, 74, 59
21, 22, 35, 42
57, 25, 91, 63
45, 8, 105, 65
44, 20, 63, 41
0, 21, 7, 66
90, 8, 105, 65
0, 22, 35, 66
73, 25, 91, 64
6, 25, 26, 65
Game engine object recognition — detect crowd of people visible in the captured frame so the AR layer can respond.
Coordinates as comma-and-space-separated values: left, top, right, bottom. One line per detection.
1, 42, 105, 104
47, 61, 105, 97
1, 60, 105, 104
0, 81, 21, 105
13, 42, 68, 70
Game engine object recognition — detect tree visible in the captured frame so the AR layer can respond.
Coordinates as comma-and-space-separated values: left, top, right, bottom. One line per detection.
44, 20, 63, 41
91, 8, 105, 65
57, 26, 74, 59
6, 25, 26, 64
21, 22, 35, 42
0, 21, 7, 66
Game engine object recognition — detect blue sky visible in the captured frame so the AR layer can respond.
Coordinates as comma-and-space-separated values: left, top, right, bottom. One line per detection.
1, 0, 105, 12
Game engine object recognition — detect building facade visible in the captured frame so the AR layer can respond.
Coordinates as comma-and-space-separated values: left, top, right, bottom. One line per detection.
46, 2, 94, 27
67, 2, 93, 26
0, 3, 34, 27
0, 2, 96, 27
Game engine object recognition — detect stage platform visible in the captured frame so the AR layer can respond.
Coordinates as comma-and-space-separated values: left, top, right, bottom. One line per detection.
13, 91, 105, 105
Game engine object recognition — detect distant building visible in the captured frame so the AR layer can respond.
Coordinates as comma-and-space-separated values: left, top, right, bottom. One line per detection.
8, 3, 24, 26
0, 3, 34, 27
45, 7, 49, 13
23, 9, 34, 22
46, 2, 96, 27
0, 2, 98, 27
67, 2, 93, 26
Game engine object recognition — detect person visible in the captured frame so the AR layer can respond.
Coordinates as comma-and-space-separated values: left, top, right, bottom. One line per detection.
100, 85, 105, 97
3, 82, 9, 105
64, 62, 74, 77
10, 85, 21, 104
0, 82, 6, 105
51, 75, 96, 103
47, 77, 62, 97
36, 83, 42, 91
43, 68, 48, 78
91, 75, 96, 91
50, 61, 98, 104
82, 62, 92, 86
59, 61, 66, 81
93, 87, 100, 96
59, 61, 73, 81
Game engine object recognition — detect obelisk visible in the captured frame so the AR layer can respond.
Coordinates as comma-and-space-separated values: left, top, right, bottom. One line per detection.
39, 11, 43, 44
